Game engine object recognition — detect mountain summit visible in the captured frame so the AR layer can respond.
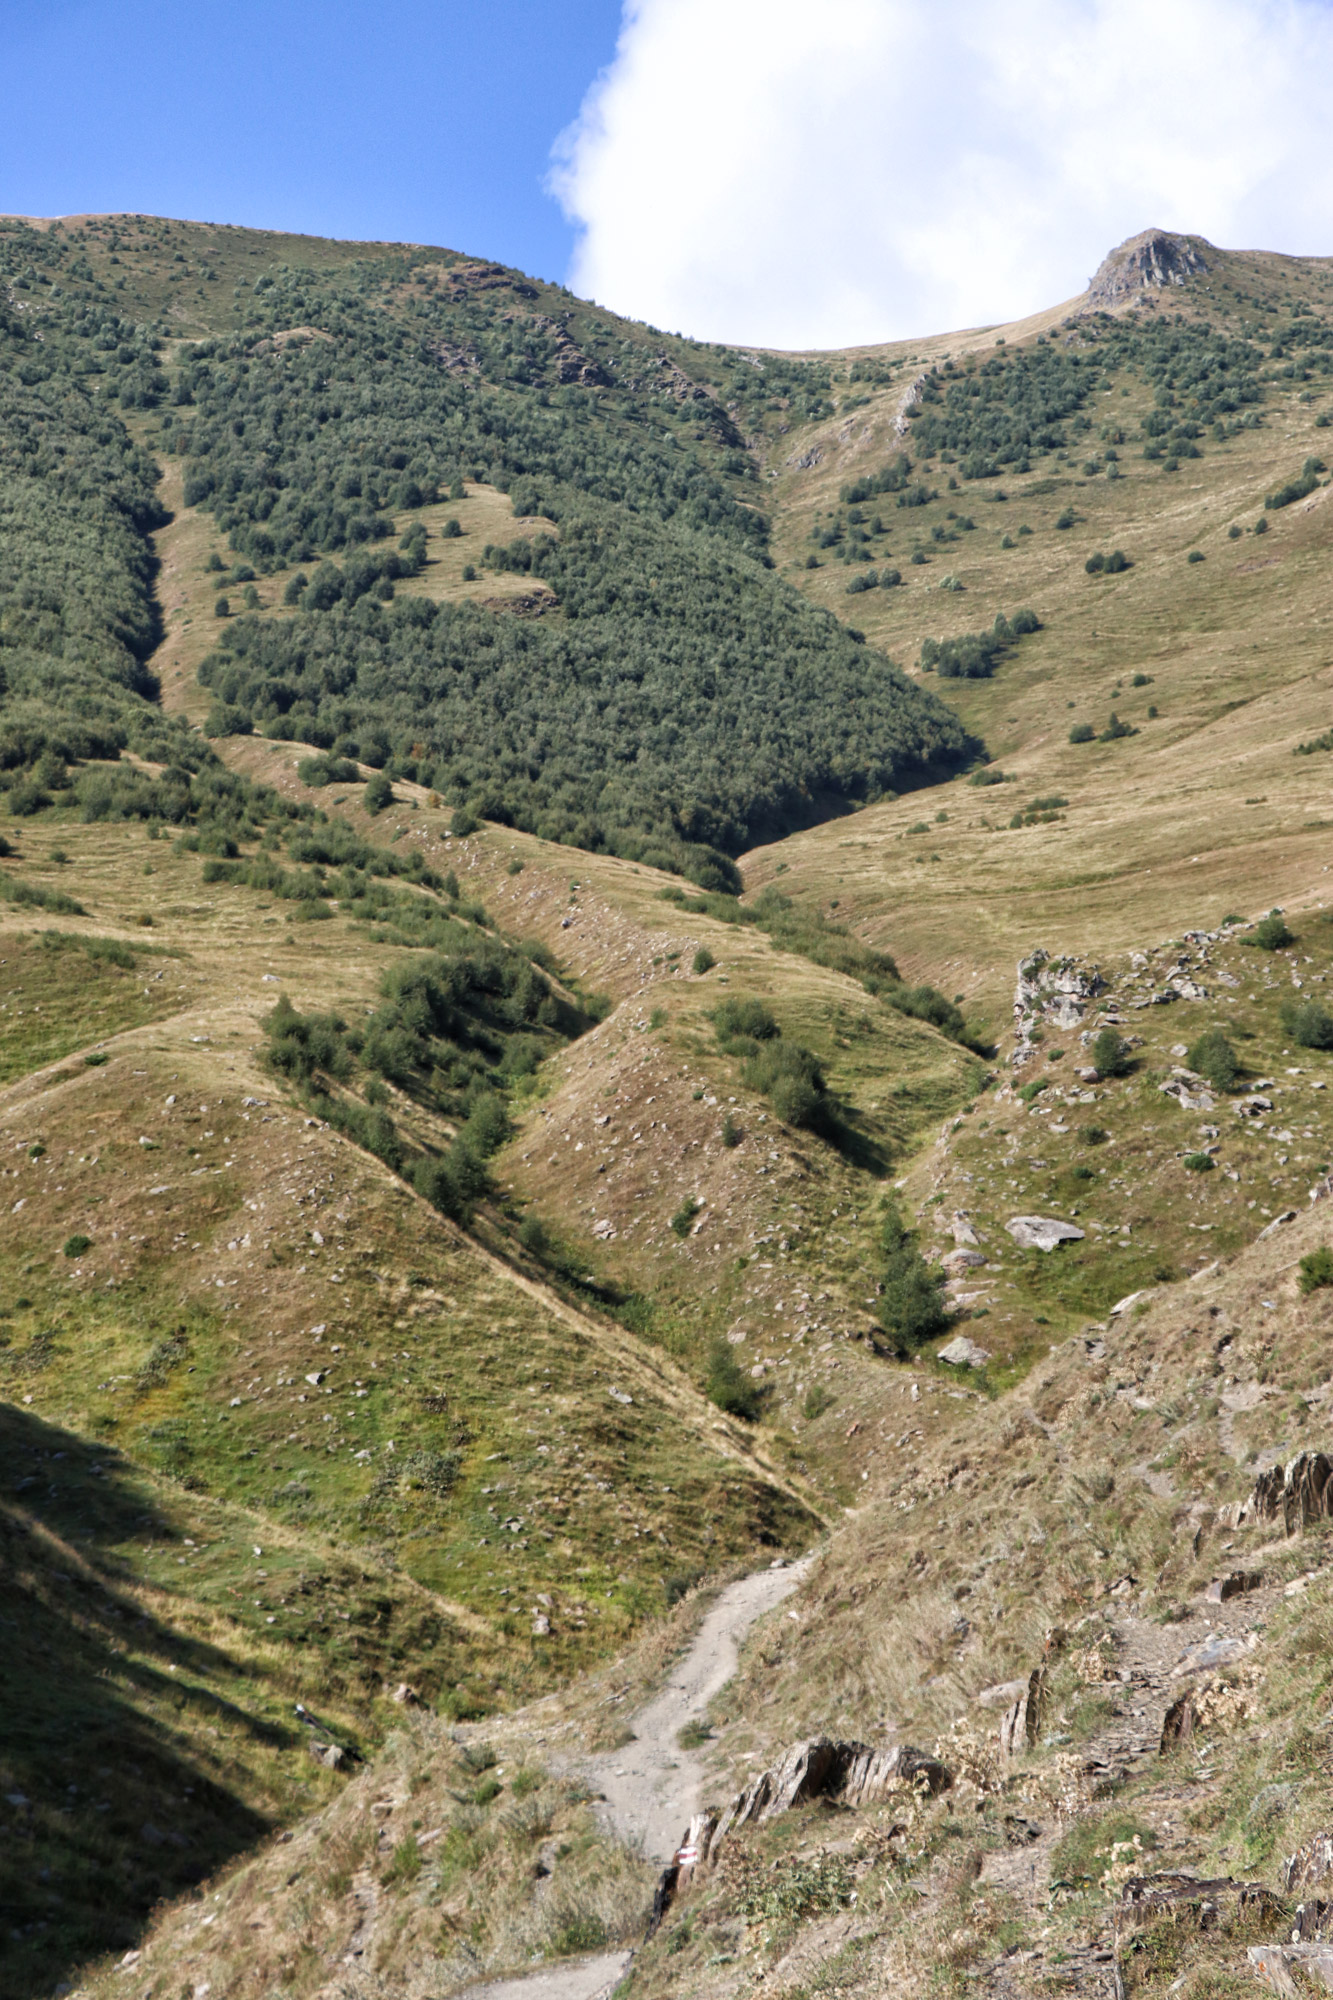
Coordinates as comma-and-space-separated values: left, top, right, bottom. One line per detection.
1087, 225, 1212, 307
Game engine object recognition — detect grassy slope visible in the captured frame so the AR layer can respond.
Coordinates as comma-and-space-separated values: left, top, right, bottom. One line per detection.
747, 244, 1333, 1031
10, 219, 1333, 1998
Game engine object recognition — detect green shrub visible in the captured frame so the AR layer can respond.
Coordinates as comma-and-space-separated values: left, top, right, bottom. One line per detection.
877, 1207, 948, 1353
1069, 722, 1095, 744
1299, 1248, 1333, 1295
721, 1113, 740, 1147
1183, 1152, 1215, 1173
451, 804, 481, 837
1251, 912, 1294, 950
1188, 1028, 1239, 1090
363, 773, 394, 814
714, 996, 779, 1046
705, 1338, 762, 1420
63, 1234, 92, 1258
214, 595, 230, 618
692, 946, 715, 975
1099, 712, 1136, 741
1091, 1028, 1131, 1079
1187, 549, 1205, 564
670, 1196, 701, 1238
297, 753, 359, 786
1282, 998, 1333, 1050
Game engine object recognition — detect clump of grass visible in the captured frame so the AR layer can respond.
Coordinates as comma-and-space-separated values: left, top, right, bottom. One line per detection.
670, 1196, 702, 1238
677, 1718, 713, 1750
803, 1384, 834, 1420
1183, 1152, 1215, 1173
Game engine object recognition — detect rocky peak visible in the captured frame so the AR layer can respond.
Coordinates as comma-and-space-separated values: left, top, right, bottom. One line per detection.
1087, 228, 1212, 308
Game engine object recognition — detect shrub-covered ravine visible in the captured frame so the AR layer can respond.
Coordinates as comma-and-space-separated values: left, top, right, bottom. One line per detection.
198, 500, 978, 880
0, 219, 978, 878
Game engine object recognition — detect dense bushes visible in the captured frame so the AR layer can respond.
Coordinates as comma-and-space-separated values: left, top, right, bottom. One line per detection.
876, 1207, 949, 1353
1266, 457, 1325, 509
261, 937, 591, 1222
197, 497, 977, 874
919, 610, 1040, 680
712, 997, 829, 1131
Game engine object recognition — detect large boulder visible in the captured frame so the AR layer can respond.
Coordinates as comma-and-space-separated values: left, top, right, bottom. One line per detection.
1006, 1216, 1086, 1252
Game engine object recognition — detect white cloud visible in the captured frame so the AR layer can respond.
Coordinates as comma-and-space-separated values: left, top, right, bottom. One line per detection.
550, 0, 1333, 347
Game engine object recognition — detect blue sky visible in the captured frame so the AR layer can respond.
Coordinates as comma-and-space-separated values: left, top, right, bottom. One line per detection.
6, 1, 1333, 345
0, 0, 622, 282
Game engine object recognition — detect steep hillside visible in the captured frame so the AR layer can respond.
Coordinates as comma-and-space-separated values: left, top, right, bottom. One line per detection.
6, 215, 1333, 2000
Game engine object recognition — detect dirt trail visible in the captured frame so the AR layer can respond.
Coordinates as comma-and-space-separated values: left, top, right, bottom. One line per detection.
582, 1559, 811, 1864
455, 1953, 633, 2000
456, 1563, 809, 2000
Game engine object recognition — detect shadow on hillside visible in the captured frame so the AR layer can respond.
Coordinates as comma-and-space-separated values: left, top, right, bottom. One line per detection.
0, 1403, 283, 1999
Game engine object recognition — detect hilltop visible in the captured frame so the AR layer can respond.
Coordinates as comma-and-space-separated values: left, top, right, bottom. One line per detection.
4, 214, 1333, 2000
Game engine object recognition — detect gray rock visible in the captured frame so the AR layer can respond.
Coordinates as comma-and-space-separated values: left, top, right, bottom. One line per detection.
1258, 1209, 1298, 1240
938, 1335, 992, 1368
1006, 1216, 1086, 1252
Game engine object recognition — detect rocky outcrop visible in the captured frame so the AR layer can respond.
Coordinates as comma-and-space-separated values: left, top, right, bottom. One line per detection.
1006, 1215, 1085, 1252
999, 1669, 1046, 1757
1252, 1453, 1333, 1534
1286, 1833, 1333, 1897
1014, 949, 1105, 1061
648, 1736, 952, 1931
1086, 230, 1212, 310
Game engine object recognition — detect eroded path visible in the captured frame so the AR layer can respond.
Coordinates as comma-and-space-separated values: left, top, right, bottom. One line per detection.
457, 1560, 809, 2000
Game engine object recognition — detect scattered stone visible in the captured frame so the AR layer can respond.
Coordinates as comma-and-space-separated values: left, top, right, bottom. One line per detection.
1110, 1289, 1153, 1317
1006, 1216, 1085, 1252
1176, 1632, 1252, 1674
1258, 1209, 1298, 1240
1160, 1077, 1215, 1112
388, 1683, 422, 1706
531, 1614, 551, 1637
942, 1248, 986, 1275
949, 1210, 981, 1247
308, 1742, 346, 1770
938, 1335, 992, 1369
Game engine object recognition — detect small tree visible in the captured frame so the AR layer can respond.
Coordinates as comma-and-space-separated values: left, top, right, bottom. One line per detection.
1091, 1027, 1131, 1079
363, 773, 394, 814
1188, 1028, 1239, 1090
1251, 912, 1293, 950
692, 946, 715, 975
